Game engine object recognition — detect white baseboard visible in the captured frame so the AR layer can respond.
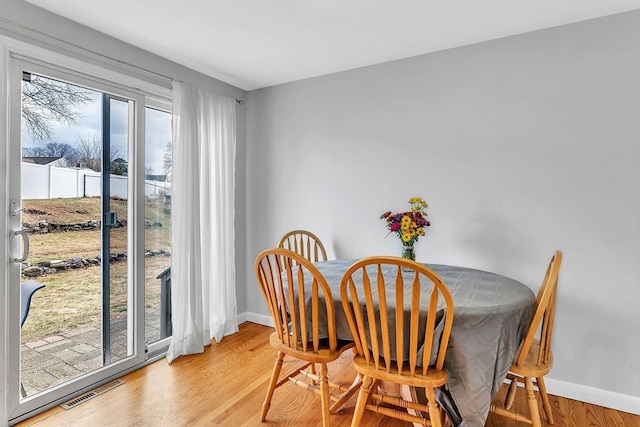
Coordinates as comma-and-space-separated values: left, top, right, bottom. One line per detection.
235, 311, 248, 325
545, 378, 640, 416
242, 311, 273, 327
238, 312, 640, 416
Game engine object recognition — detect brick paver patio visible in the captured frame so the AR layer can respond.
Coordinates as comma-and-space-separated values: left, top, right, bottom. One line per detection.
20, 309, 162, 396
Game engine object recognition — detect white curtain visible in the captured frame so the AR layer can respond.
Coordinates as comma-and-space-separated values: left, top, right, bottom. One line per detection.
166, 81, 238, 363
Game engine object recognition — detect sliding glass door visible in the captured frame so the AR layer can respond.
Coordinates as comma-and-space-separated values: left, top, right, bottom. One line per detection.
5, 55, 157, 422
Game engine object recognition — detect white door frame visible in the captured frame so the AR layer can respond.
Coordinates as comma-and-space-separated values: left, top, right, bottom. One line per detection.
2, 41, 148, 424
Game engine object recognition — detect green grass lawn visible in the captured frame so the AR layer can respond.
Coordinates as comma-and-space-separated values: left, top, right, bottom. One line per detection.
20, 197, 171, 343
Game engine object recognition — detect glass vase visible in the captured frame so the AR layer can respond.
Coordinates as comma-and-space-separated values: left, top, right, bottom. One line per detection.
401, 244, 416, 272
401, 245, 415, 262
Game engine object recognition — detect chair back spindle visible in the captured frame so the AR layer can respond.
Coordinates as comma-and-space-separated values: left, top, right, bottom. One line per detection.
277, 229, 328, 263
341, 258, 453, 376
254, 248, 358, 426
516, 250, 562, 369
340, 256, 454, 427
255, 248, 336, 353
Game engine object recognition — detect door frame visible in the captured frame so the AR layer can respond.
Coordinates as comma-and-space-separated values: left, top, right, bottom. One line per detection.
3, 45, 148, 423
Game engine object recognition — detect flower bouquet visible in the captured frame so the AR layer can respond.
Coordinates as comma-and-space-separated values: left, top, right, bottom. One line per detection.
380, 197, 430, 261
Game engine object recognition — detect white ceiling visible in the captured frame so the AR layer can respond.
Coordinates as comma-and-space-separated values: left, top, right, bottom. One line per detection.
25, 0, 640, 91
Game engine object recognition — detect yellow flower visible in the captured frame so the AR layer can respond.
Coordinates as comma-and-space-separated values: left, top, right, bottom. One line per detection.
381, 197, 430, 245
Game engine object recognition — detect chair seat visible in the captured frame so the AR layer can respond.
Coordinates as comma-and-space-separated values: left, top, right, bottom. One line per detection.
269, 332, 355, 363
352, 355, 449, 388
510, 339, 553, 378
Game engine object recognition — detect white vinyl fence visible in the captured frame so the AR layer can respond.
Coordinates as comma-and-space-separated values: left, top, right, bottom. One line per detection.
22, 162, 170, 200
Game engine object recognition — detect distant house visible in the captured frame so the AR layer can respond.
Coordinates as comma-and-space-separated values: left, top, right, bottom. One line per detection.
22, 156, 68, 167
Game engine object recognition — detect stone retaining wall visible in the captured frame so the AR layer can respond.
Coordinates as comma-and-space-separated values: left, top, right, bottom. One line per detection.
20, 218, 166, 277
21, 218, 163, 234
21, 249, 170, 278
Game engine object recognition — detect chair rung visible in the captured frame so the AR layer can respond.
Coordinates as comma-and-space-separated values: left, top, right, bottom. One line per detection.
299, 369, 321, 383
371, 391, 429, 413
289, 376, 320, 393
289, 371, 361, 413
299, 369, 354, 394
367, 403, 430, 425
276, 363, 312, 388
329, 377, 362, 412
490, 403, 533, 424
332, 381, 357, 394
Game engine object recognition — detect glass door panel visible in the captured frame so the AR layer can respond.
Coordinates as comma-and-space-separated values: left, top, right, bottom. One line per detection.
103, 95, 131, 364
143, 106, 172, 347
7, 56, 146, 422
20, 75, 109, 394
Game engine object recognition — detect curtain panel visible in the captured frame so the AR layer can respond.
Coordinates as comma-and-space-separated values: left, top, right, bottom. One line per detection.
166, 81, 238, 363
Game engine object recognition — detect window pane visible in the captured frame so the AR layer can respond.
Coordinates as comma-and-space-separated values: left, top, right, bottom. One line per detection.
144, 107, 172, 343
19, 73, 136, 395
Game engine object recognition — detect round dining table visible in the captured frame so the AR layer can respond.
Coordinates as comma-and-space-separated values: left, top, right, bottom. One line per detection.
309, 259, 536, 427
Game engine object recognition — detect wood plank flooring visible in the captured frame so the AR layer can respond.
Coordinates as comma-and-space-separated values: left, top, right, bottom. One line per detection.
16, 322, 639, 427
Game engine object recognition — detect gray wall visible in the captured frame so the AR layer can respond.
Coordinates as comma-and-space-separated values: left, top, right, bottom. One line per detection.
1, 0, 248, 315
246, 11, 640, 405
3, 0, 639, 413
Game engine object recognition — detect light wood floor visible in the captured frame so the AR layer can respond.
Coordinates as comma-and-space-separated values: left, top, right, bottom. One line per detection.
17, 322, 639, 427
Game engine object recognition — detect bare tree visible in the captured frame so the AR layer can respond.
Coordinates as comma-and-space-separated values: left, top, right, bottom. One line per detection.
162, 141, 172, 181
21, 74, 93, 143
75, 135, 122, 172
23, 142, 80, 165
76, 135, 102, 171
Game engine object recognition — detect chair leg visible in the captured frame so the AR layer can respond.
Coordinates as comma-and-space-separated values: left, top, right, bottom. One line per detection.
319, 363, 331, 427
536, 376, 554, 424
504, 374, 518, 410
425, 386, 443, 427
261, 351, 285, 422
330, 373, 362, 413
351, 376, 373, 427
524, 377, 542, 427
309, 362, 317, 384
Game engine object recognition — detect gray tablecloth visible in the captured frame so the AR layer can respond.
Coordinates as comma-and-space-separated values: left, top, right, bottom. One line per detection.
310, 259, 535, 427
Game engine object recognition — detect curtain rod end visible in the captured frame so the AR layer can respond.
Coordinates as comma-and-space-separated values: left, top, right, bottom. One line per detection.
235, 98, 244, 105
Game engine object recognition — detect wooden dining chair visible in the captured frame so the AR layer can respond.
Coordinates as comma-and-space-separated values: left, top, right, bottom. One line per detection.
277, 229, 328, 263
254, 248, 360, 427
490, 250, 563, 427
340, 256, 454, 427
